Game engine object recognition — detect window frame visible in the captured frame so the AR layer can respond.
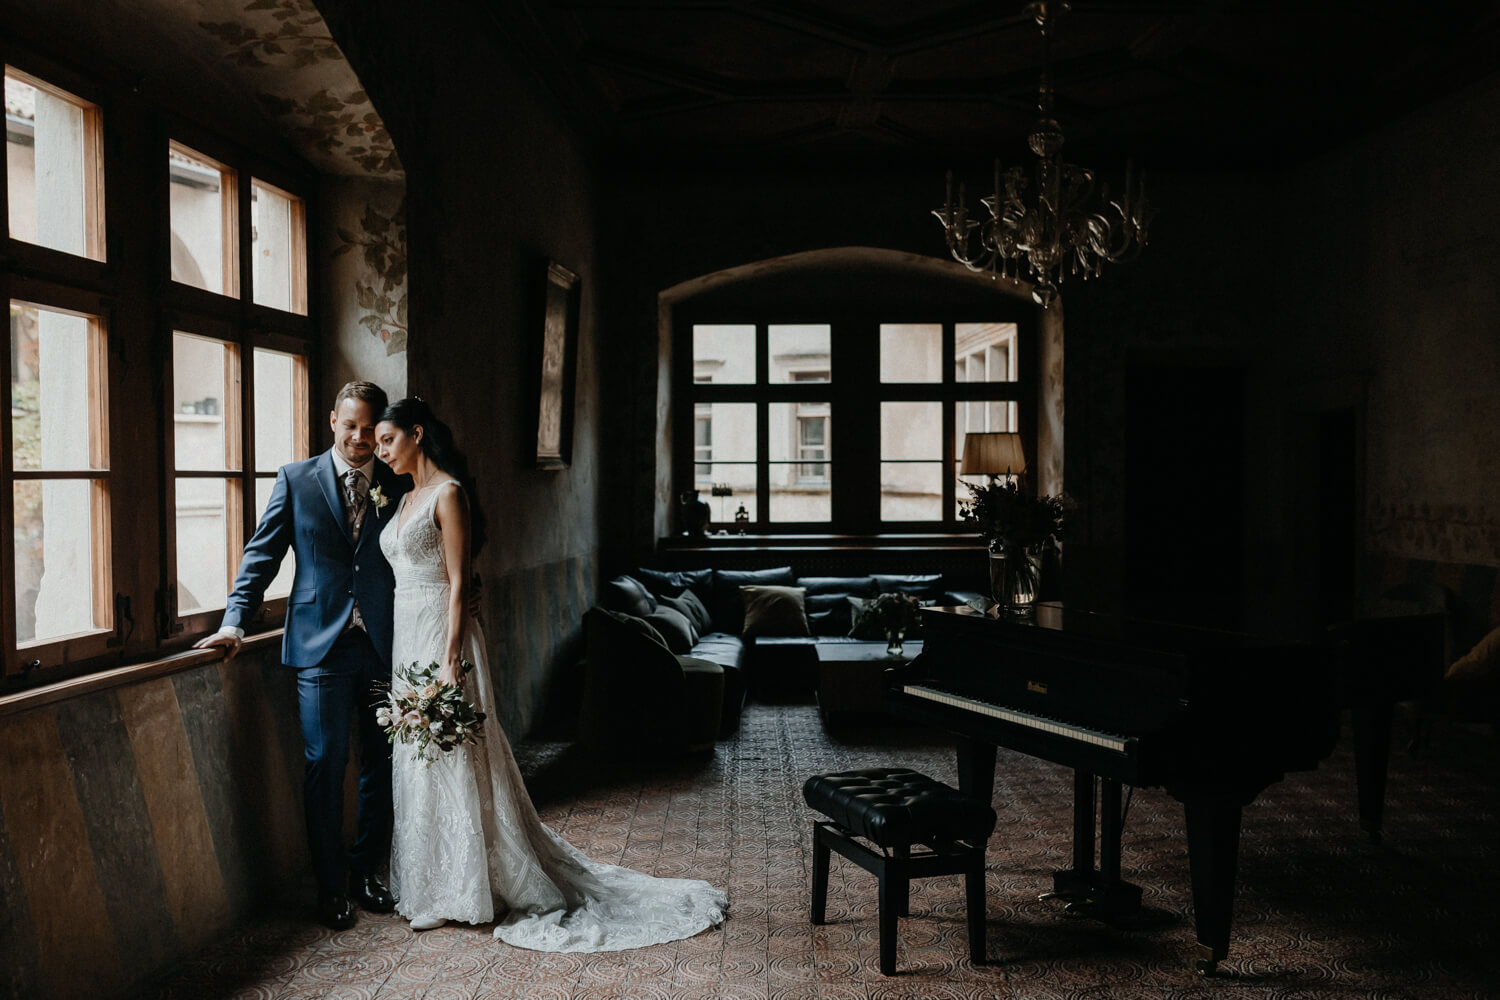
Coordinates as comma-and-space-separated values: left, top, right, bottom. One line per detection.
3, 280, 115, 672
676, 308, 1036, 535
0, 42, 319, 693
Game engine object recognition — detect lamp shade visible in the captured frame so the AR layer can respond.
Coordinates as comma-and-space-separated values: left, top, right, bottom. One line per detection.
961, 432, 1027, 477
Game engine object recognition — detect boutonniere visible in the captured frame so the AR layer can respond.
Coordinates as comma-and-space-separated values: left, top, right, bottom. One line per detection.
368, 485, 390, 515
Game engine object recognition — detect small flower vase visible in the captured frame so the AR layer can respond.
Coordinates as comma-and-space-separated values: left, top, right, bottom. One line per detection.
885, 629, 905, 657
989, 537, 1042, 614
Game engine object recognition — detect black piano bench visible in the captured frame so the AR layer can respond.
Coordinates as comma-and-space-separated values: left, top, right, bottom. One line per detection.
802, 766, 997, 975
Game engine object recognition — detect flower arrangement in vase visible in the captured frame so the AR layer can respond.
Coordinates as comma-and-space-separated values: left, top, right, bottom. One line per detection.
959, 477, 1066, 613
867, 591, 922, 655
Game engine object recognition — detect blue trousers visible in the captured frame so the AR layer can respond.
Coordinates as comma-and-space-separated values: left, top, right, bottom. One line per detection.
296, 628, 392, 896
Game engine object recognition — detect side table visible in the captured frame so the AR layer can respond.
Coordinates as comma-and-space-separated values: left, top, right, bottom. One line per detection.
815, 640, 923, 725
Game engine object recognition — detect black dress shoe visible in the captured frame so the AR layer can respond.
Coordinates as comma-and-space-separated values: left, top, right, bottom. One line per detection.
349, 872, 396, 913
317, 893, 357, 930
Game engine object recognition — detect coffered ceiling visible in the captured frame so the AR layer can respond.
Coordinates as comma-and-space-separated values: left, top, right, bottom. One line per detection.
504, 1, 1500, 168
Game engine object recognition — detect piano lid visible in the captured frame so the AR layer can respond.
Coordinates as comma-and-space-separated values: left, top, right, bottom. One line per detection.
923, 602, 1313, 657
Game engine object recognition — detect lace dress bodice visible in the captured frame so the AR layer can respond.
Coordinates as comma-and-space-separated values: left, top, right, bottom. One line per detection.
379, 481, 727, 950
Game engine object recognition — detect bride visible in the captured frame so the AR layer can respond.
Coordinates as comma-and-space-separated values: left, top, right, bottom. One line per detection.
374, 397, 728, 948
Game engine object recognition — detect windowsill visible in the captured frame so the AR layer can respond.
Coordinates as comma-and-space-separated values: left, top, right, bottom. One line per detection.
0, 628, 284, 719
659, 532, 984, 552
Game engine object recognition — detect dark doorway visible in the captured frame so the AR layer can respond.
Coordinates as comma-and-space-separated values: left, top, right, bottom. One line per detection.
1125, 363, 1245, 628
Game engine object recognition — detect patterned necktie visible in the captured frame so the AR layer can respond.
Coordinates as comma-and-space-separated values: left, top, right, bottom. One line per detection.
342, 468, 367, 542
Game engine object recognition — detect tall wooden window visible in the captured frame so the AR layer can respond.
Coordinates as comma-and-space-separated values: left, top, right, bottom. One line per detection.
1, 50, 316, 690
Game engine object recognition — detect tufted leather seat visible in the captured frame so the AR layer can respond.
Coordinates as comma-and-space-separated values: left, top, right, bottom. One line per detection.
802, 767, 997, 851
803, 766, 996, 975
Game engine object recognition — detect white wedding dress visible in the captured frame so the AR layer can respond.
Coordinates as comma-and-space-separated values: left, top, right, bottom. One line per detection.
382, 482, 728, 950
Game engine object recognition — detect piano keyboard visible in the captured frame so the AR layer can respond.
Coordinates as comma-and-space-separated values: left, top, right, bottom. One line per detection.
900, 684, 1133, 753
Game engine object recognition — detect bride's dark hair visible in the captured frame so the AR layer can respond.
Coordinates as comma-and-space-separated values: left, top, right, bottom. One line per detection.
380, 397, 487, 556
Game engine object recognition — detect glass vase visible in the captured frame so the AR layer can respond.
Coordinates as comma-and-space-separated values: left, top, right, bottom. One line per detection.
989, 538, 1042, 614
885, 630, 904, 656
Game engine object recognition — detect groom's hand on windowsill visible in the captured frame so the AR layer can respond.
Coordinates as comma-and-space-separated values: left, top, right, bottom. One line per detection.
194, 630, 243, 660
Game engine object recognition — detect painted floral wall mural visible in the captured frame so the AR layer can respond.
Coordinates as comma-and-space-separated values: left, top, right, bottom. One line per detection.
336, 200, 408, 355
124, 0, 410, 388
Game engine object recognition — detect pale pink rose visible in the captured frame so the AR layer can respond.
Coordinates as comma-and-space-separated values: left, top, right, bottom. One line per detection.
421, 683, 439, 700
403, 710, 424, 728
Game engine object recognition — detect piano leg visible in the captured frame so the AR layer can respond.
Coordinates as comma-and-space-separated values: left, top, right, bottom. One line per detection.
1183, 799, 1243, 976
1351, 698, 1394, 843
960, 734, 996, 803
955, 736, 997, 802
1075, 771, 1096, 876
1046, 773, 1142, 917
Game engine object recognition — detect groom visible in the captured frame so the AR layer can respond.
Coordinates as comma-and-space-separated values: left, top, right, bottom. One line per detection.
195, 380, 407, 929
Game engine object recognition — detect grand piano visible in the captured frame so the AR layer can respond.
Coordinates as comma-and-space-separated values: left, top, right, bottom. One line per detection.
887, 602, 1341, 975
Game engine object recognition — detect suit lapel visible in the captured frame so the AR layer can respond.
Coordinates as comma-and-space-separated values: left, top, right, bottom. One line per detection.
317, 451, 356, 546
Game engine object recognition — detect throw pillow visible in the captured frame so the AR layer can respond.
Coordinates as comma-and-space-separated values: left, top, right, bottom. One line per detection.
740, 585, 811, 637
634, 566, 714, 602
645, 605, 697, 654
871, 573, 944, 601
661, 589, 715, 636
600, 574, 657, 618
798, 576, 876, 635
711, 566, 795, 634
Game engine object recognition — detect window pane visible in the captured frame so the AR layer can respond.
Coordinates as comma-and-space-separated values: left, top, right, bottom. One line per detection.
769, 401, 830, 522
881, 402, 940, 460
880, 323, 941, 382
254, 348, 300, 471
692, 324, 754, 384
698, 402, 756, 463
881, 462, 943, 521
954, 322, 1018, 383
5, 69, 104, 260
10, 302, 103, 471
169, 142, 237, 296
956, 399, 1019, 459
702, 466, 756, 523
174, 332, 236, 471
177, 478, 234, 615
251, 179, 306, 313
255, 476, 295, 599
14, 479, 103, 643
768, 324, 830, 383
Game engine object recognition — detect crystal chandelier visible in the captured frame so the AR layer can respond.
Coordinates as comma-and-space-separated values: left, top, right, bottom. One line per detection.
932, 1, 1151, 307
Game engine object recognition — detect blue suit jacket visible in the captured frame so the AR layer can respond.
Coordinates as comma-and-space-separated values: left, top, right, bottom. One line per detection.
223, 450, 409, 670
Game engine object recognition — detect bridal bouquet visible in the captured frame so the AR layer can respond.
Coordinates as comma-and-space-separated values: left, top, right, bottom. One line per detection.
377, 660, 486, 763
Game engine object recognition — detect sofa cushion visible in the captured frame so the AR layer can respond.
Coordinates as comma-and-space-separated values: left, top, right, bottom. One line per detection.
711, 566, 795, 634
847, 596, 885, 640
872, 573, 945, 601
600, 574, 657, 618
740, 585, 811, 638
798, 576, 877, 636
634, 567, 714, 602
661, 589, 714, 636
584, 607, 681, 701
645, 605, 697, 653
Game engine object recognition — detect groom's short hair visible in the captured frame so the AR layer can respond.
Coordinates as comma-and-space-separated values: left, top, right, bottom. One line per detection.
333, 380, 388, 414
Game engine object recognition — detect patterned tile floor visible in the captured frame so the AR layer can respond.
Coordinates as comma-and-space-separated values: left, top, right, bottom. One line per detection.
134, 702, 1499, 1000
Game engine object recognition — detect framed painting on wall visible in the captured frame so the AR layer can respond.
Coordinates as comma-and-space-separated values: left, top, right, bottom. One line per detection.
535, 260, 580, 469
